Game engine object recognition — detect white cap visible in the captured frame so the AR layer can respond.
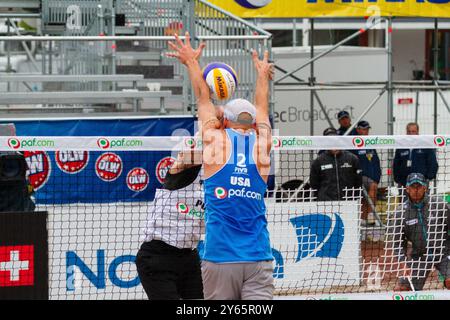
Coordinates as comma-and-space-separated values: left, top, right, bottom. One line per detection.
224, 99, 256, 125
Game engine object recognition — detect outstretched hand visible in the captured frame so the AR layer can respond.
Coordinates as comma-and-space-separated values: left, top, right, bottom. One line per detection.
166, 31, 206, 65
252, 50, 274, 81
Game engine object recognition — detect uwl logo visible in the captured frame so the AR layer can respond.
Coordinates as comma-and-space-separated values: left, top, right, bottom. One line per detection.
290, 213, 344, 262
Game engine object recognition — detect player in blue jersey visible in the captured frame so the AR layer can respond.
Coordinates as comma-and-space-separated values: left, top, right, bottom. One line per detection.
168, 32, 274, 300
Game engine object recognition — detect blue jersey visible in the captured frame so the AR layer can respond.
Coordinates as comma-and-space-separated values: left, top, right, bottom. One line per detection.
203, 129, 273, 263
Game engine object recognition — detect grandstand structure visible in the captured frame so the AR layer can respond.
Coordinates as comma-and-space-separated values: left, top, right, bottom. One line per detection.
1, 1, 449, 134
0, 0, 272, 115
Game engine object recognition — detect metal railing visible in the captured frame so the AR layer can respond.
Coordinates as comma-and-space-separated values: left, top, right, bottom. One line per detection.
185, 0, 273, 114
192, 0, 271, 110
116, 0, 184, 36
2, 0, 272, 115
41, 0, 116, 91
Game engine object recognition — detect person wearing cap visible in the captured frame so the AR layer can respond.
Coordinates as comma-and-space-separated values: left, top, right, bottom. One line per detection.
384, 173, 450, 291
167, 32, 274, 300
336, 110, 357, 136
393, 122, 439, 188
351, 120, 381, 224
310, 128, 363, 201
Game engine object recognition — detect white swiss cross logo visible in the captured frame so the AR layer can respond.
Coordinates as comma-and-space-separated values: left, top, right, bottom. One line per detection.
0, 245, 34, 287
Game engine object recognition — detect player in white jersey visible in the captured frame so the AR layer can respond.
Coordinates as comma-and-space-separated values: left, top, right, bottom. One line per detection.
136, 149, 205, 300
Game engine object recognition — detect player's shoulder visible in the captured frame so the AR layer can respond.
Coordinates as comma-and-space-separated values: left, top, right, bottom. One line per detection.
202, 127, 226, 143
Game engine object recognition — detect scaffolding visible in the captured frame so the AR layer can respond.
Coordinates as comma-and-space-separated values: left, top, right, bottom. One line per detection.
273, 18, 450, 137
269, 17, 450, 226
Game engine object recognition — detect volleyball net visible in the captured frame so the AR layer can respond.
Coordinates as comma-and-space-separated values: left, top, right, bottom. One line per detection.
0, 135, 449, 300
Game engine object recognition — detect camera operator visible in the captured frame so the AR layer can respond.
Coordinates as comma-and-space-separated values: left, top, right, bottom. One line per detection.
0, 124, 35, 212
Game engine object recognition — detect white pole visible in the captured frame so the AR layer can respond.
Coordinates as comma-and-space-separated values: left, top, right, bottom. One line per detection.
302, 19, 309, 47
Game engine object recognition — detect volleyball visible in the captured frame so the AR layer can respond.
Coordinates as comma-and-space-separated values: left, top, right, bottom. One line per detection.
202, 62, 238, 101
234, 0, 272, 9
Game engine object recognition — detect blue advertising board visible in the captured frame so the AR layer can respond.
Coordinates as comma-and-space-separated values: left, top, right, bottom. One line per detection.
1, 117, 195, 204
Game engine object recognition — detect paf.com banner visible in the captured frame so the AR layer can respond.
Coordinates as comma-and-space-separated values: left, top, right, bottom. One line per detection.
0, 117, 195, 204
208, 0, 450, 18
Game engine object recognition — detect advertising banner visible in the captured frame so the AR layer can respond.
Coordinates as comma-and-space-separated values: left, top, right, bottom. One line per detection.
52, 203, 146, 300
0, 117, 195, 204
47, 201, 360, 299
208, 0, 450, 18
267, 201, 360, 288
0, 135, 448, 152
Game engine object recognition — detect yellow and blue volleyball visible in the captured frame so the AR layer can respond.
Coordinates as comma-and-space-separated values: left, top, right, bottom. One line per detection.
202, 62, 238, 101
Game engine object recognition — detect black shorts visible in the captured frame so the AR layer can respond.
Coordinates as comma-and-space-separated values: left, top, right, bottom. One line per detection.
136, 240, 204, 300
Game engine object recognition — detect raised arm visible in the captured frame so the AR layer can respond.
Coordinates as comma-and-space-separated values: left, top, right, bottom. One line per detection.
251, 50, 274, 170
167, 32, 221, 132
251, 50, 273, 131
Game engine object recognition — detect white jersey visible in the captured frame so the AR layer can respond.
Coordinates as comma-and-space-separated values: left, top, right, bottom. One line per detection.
142, 175, 205, 249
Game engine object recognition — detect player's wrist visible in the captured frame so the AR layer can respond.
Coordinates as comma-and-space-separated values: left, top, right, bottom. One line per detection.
257, 73, 269, 80
185, 58, 199, 67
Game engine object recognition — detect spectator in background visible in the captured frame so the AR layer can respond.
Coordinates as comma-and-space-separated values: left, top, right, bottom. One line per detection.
385, 173, 449, 291
393, 122, 438, 188
336, 110, 357, 136
310, 128, 362, 201
352, 120, 381, 224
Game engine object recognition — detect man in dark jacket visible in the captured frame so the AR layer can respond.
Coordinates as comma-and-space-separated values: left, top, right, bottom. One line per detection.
385, 173, 449, 291
351, 120, 381, 222
0, 151, 35, 212
336, 110, 357, 136
310, 128, 362, 201
393, 122, 438, 188
0, 124, 35, 212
